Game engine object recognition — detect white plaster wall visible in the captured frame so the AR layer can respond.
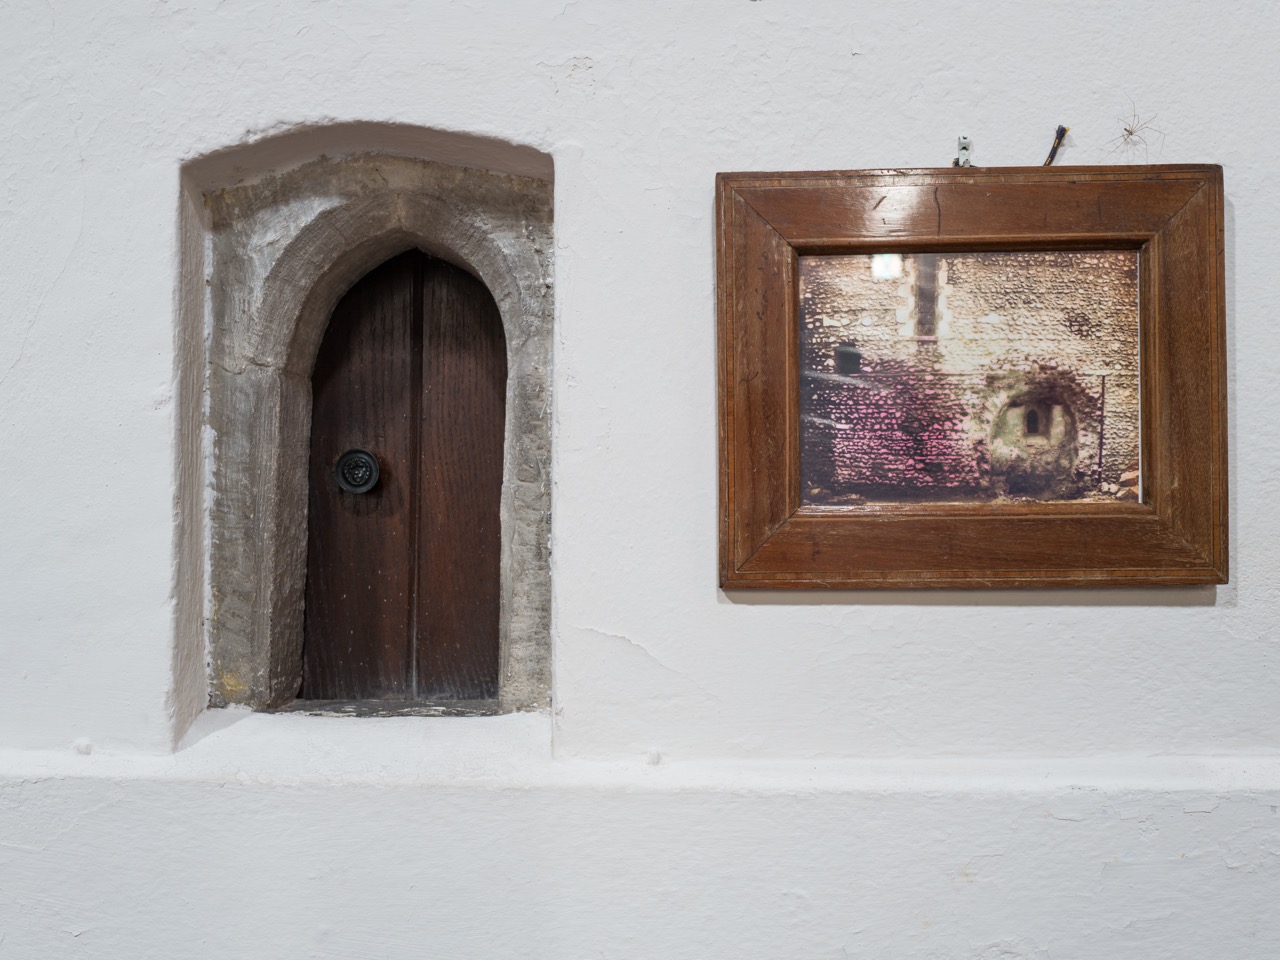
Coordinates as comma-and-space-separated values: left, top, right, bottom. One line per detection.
5, 721, 1280, 960
2, 0, 1278, 955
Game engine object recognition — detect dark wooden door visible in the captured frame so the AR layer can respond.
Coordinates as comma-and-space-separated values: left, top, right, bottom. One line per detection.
302, 250, 506, 702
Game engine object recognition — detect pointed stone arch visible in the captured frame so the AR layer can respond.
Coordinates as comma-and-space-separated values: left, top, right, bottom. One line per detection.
196, 151, 553, 712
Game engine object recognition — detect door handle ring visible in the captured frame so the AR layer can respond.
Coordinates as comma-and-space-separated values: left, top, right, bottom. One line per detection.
336, 449, 380, 494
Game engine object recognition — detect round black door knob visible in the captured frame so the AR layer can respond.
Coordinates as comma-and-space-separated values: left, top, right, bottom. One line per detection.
335, 449, 380, 494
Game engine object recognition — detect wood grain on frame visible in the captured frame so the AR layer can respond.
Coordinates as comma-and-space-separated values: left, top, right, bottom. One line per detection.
716, 166, 1227, 588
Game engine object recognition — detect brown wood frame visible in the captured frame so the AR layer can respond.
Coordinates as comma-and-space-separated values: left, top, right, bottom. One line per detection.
717, 165, 1227, 588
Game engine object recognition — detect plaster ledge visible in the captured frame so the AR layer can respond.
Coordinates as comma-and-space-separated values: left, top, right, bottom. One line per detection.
3, 710, 1280, 794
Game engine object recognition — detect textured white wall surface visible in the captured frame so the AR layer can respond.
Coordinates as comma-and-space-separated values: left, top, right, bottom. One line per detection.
1, 1, 1277, 956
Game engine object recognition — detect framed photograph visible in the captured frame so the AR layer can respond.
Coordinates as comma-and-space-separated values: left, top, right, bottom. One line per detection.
716, 166, 1226, 588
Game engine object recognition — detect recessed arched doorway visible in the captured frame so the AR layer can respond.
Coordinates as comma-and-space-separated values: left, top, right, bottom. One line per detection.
989, 394, 1081, 499
197, 151, 552, 715
301, 250, 507, 702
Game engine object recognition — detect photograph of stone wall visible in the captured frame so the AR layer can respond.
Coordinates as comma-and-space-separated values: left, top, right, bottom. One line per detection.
800, 251, 1140, 504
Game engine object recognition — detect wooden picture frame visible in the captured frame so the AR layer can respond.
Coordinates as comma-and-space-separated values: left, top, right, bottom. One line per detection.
716, 166, 1227, 588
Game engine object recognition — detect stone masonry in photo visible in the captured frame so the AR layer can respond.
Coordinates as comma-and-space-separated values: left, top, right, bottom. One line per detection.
800, 251, 1141, 504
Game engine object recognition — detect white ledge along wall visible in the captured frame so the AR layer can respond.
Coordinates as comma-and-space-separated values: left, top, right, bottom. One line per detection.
0, 2, 1276, 958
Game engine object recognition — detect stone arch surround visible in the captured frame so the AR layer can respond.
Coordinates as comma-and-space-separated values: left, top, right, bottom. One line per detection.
203, 152, 553, 712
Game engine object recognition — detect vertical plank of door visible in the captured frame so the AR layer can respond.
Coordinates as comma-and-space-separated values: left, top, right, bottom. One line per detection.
302, 252, 420, 699
417, 260, 506, 700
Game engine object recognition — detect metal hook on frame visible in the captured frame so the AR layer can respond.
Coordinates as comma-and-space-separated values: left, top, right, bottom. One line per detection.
953, 136, 972, 168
